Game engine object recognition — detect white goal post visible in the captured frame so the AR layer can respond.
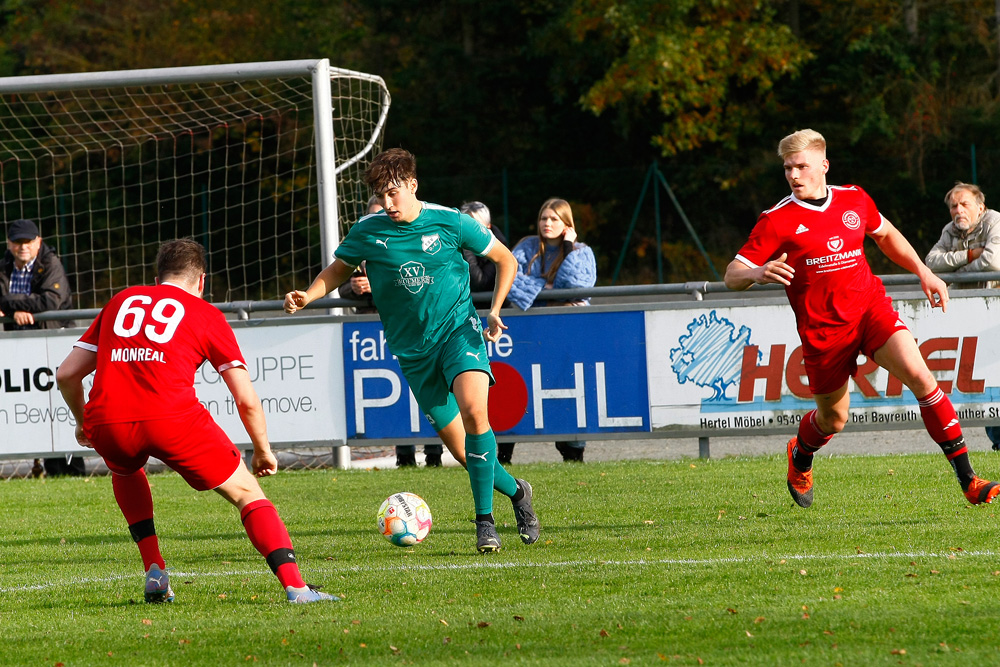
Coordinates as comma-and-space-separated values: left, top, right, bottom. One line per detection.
0, 59, 390, 308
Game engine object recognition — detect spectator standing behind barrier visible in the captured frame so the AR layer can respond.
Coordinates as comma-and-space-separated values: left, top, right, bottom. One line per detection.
503, 198, 597, 464
56, 238, 336, 604
924, 182, 1000, 450
925, 182, 1000, 287
1, 218, 82, 477
1, 219, 74, 329
337, 196, 380, 315
460, 201, 509, 292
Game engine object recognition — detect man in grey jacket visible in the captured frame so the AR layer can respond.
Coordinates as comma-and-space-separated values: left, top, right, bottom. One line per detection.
925, 182, 1000, 450
925, 182, 1000, 288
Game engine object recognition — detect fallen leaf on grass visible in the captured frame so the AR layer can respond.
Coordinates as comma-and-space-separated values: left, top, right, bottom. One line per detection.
477, 621, 491, 629
513, 615, 524, 621
439, 619, 449, 626
726, 608, 738, 614
745, 631, 753, 637
891, 649, 907, 655
600, 629, 610, 637
141, 619, 152, 626
754, 617, 765, 624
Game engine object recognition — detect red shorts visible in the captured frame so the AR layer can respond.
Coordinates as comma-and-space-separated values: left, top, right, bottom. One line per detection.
800, 295, 908, 395
85, 406, 243, 491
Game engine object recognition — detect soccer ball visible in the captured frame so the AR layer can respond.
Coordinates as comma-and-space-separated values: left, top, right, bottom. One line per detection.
377, 492, 432, 547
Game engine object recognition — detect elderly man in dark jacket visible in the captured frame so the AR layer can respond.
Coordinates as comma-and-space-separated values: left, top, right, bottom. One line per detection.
1, 218, 74, 331
2, 219, 81, 476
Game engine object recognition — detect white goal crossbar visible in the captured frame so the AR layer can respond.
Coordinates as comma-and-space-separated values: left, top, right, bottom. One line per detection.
0, 59, 390, 307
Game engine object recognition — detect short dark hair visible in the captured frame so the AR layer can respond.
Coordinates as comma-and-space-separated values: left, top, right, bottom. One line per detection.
156, 238, 206, 283
364, 148, 417, 193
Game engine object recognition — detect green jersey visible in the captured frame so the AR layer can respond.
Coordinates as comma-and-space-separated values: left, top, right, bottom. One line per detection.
335, 201, 496, 359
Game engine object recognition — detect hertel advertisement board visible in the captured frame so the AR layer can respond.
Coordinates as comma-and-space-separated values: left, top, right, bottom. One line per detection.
0, 321, 346, 457
342, 311, 650, 441
647, 294, 1000, 435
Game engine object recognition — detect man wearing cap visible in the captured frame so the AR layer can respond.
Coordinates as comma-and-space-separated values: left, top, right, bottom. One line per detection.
2, 219, 80, 475
1, 218, 75, 331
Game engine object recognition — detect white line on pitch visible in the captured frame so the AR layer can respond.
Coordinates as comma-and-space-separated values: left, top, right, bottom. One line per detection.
3, 549, 997, 594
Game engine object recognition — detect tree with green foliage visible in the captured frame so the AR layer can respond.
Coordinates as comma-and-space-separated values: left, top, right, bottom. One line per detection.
566, 0, 811, 156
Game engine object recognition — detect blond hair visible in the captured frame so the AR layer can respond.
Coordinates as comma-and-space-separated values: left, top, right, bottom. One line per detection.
777, 129, 826, 158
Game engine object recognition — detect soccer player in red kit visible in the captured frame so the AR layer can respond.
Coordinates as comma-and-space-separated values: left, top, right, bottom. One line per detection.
725, 129, 998, 508
56, 239, 335, 604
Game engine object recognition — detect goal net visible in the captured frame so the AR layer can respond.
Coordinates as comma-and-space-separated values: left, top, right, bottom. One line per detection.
0, 59, 390, 307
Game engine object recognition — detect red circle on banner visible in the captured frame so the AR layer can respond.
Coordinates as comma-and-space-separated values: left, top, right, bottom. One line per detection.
488, 361, 528, 432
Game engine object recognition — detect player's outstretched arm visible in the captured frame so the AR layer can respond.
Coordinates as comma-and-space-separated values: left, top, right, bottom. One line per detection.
724, 254, 794, 290
484, 242, 516, 342
284, 259, 355, 314
872, 222, 949, 312
222, 366, 277, 477
56, 347, 98, 448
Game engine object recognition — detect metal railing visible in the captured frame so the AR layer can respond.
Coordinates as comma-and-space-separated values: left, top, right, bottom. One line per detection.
6, 270, 999, 325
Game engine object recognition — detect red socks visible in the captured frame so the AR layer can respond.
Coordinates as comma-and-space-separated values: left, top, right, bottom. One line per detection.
796, 409, 834, 454
240, 499, 305, 589
917, 387, 963, 444
112, 469, 164, 571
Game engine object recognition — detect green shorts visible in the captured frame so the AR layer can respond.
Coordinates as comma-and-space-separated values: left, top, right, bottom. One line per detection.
396, 323, 495, 431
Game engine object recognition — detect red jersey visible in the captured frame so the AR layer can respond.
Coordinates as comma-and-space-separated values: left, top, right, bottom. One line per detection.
75, 282, 246, 425
735, 184, 888, 333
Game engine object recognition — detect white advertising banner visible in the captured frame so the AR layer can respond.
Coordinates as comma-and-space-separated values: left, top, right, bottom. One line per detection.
647, 294, 1000, 435
0, 321, 346, 457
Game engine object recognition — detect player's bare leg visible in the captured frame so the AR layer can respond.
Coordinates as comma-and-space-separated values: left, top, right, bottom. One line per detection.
874, 331, 999, 504
215, 465, 337, 602
436, 417, 467, 466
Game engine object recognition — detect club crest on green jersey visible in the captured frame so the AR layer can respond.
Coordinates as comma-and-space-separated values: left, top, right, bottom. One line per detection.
395, 261, 435, 294
421, 233, 442, 255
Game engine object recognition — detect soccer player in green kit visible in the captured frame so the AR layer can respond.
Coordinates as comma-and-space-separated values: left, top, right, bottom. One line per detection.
284, 148, 540, 553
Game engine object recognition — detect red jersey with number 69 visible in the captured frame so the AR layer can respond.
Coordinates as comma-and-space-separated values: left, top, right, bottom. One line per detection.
74, 282, 246, 425
735, 184, 889, 334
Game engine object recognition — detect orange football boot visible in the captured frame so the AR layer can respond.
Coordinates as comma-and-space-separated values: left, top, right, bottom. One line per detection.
964, 476, 1000, 505
786, 437, 813, 508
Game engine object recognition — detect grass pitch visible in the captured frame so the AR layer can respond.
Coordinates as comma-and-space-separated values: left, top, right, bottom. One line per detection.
3, 452, 1000, 665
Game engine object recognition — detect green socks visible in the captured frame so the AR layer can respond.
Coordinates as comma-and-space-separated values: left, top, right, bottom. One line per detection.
465, 429, 518, 515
